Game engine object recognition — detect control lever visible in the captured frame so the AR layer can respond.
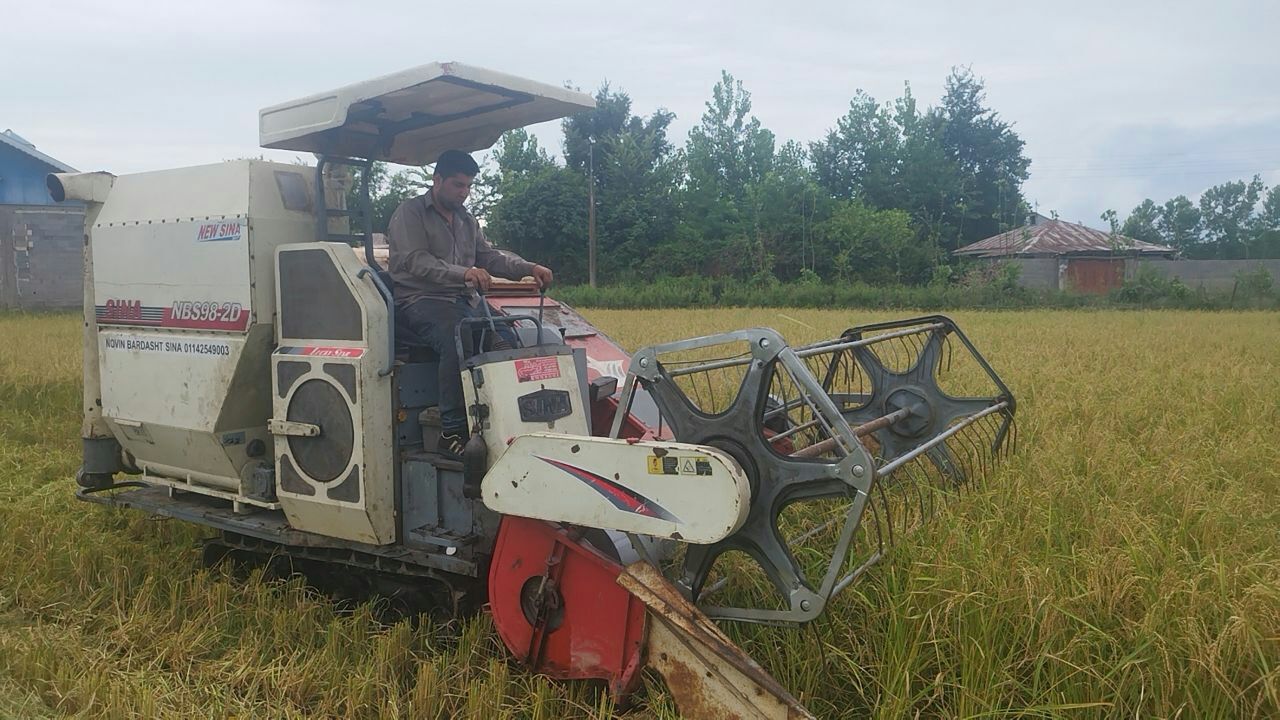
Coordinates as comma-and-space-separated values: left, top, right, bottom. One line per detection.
536, 288, 547, 345
474, 286, 499, 352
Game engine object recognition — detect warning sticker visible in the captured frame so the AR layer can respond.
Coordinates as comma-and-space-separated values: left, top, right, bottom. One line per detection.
514, 356, 561, 382
647, 455, 714, 476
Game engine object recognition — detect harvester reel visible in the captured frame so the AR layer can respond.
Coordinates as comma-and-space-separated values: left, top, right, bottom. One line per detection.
625, 328, 876, 624
832, 316, 1016, 484
620, 317, 1016, 625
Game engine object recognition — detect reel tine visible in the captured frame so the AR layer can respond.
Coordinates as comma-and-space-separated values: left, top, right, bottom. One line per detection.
940, 436, 966, 492
896, 333, 914, 370
897, 334, 915, 371
983, 413, 1006, 469
961, 423, 986, 482
874, 480, 893, 550
973, 412, 995, 459
970, 416, 996, 478
979, 424, 996, 482
892, 467, 913, 535
906, 330, 926, 368
982, 413, 1004, 464
908, 461, 931, 528
953, 431, 977, 485
965, 422, 990, 482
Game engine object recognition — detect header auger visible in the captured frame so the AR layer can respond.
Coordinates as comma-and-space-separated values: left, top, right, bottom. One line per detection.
53, 62, 1015, 718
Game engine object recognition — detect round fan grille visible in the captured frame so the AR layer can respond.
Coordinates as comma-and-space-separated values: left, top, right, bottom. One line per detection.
286, 379, 354, 483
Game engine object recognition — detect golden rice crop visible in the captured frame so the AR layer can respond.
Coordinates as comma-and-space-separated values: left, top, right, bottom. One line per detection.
1, 308, 1277, 718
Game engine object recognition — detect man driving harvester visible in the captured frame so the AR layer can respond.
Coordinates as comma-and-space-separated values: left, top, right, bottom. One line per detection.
388, 149, 554, 459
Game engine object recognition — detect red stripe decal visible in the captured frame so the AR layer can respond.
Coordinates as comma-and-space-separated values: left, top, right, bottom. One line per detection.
536, 456, 679, 522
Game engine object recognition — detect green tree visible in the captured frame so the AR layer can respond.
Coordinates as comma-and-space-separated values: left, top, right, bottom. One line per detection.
1121, 199, 1163, 246
1250, 184, 1280, 258
810, 71, 1027, 257
808, 90, 897, 204
677, 71, 776, 277
561, 84, 681, 281
930, 67, 1031, 250
484, 165, 589, 283
685, 71, 775, 204
747, 141, 831, 280
348, 162, 430, 234
1101, 209, 1118, 232
891, 84, 964, 248
491, 128, 554, 178
1157, 195, 1202, 253
815, 200, 934, 284
1199, 176, 1264, 258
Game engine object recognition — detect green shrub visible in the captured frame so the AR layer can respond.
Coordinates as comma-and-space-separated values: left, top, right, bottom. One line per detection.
1112, 264, 1193, 306
552, 266, 1279, 311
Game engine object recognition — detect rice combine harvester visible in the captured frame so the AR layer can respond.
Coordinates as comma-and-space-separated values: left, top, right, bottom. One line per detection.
52, 63, 1016, 718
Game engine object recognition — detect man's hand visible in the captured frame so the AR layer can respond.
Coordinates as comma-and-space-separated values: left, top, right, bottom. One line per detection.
464, 267, 493, 292
531, 264, 554, 289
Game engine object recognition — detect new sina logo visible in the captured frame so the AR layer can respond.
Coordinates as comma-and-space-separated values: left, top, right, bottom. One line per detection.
196, 221, 243, 242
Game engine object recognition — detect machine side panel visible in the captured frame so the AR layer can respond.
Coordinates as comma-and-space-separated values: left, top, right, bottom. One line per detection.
89, 160, 318, 502
272, 243, 394, 545
92, 216, 253, 331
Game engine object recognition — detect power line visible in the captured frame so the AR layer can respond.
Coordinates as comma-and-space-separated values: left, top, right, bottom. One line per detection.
1031, 165, 1280, 180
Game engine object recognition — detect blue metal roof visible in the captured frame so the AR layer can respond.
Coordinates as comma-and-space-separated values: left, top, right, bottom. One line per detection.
0, 129, 77, 173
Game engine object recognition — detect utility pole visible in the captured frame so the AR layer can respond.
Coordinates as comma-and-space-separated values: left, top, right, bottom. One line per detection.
588, 136, 597, 288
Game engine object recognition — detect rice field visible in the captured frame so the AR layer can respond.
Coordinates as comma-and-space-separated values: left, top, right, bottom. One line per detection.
1, 308, 1277, 718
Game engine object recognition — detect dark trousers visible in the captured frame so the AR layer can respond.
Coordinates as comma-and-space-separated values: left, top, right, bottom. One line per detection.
399, 296, 513, 433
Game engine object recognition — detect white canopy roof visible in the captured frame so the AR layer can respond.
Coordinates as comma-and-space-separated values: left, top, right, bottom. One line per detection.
259, 62, 595, 165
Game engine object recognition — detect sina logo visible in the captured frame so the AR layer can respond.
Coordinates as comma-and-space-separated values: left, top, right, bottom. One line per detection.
196, 221, 242, 242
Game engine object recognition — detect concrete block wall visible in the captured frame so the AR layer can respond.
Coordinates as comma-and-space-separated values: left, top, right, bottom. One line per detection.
1005, 258, 1059, 290
1129, 258, 1280, 292
983, 256, 1279, 294
1, 205, 85, 309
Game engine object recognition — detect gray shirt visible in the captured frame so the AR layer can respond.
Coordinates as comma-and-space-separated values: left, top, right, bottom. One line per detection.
387, 190, 535, 306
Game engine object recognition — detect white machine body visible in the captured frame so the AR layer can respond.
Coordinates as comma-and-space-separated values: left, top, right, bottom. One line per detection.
482, 433, 751, 543
90, 160, 316, 507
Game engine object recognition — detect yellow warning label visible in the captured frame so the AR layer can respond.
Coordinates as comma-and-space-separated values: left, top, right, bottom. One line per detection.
647, 455, 714, 476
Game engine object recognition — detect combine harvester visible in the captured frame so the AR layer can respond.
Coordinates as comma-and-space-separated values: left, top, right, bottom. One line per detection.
52, 63, 1016, 718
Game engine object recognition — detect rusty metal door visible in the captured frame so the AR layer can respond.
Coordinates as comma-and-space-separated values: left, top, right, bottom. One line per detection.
1066, 258, 1124, 294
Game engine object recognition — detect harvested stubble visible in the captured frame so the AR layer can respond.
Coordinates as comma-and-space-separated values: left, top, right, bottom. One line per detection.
1, 309, 1277, 719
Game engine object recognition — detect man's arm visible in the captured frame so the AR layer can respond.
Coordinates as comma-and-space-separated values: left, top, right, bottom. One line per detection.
388, 200, 468, 289
473, 222, 537, 281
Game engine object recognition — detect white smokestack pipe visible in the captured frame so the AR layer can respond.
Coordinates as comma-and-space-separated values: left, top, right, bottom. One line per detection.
47, 171, 115, 205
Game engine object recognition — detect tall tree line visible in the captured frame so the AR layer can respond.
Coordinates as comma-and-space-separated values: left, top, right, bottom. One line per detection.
1113, 178, 1280, 260
365, 68, 1043, 285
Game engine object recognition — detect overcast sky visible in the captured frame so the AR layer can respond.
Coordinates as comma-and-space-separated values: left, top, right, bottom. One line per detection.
5, 0, 1278, 229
